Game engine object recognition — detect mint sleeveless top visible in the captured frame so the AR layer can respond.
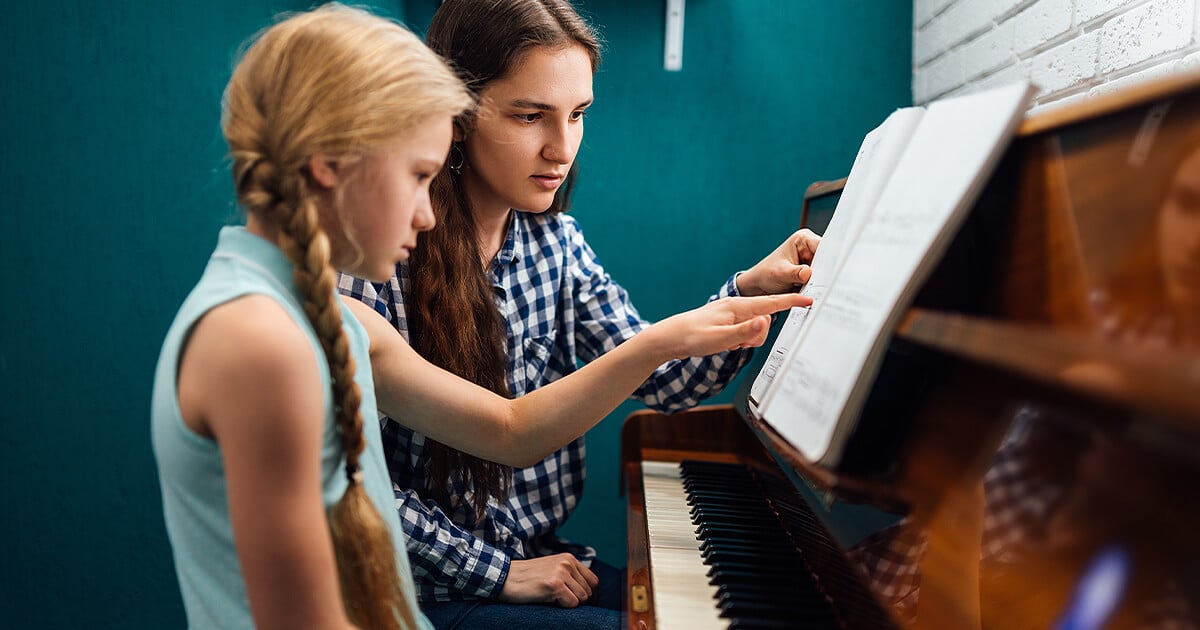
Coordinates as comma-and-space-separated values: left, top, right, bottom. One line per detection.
151, 226, 430, 629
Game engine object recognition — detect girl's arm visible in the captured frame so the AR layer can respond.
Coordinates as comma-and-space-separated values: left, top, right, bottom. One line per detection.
177, 295, 354, 630
345, 292, 810, 467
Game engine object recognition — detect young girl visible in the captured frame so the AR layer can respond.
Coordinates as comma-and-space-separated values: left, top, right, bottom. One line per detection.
338, 0, 821, 627
151, 4, 808, 629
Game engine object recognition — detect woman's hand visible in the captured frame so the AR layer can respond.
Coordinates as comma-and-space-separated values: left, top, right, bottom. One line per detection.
498, 554, 599, 608
736, 229, 821, 296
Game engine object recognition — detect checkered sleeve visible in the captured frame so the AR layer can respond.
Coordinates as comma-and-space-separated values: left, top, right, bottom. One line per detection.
395, 484, 512, 600
564, 221, 753, 413
336, 271, 400, 328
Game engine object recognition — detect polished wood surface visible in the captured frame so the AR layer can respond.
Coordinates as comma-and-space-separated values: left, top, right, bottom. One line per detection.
1019, 69, 1200, 136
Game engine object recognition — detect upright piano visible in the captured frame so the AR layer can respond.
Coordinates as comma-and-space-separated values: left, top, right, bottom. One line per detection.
623, 71, 1200, 629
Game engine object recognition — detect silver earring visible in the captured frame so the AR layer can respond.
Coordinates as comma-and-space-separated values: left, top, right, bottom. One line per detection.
449, 144, 465, 175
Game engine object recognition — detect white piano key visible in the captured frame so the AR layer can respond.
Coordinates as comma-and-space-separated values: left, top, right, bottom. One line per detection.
641, 461, 727, 630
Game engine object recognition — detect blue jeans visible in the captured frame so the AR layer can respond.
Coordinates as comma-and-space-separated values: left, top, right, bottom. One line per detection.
421, 558, 625, 629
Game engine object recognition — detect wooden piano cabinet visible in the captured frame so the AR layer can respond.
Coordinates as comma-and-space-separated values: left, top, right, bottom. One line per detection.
624, 445, 651, 630
894, 73, 1200, 627
623, 69, 1200, 630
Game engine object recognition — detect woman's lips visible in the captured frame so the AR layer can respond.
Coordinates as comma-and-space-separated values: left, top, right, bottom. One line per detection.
531, 174, 564, 190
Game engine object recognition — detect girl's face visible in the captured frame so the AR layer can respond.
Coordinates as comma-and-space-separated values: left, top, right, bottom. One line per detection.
334, 115, 453, 281
462, 44, 593, 216
1159, 148, 1200, 311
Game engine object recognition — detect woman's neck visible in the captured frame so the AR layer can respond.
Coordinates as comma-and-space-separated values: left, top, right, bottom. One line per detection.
473, 204, 513, 267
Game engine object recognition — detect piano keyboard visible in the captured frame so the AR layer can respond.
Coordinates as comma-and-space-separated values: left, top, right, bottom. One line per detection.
642, 461, 725, 628
642, 460, 839, 629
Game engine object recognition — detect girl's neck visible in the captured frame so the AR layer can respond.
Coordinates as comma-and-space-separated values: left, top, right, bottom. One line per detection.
245, 213, 281, 246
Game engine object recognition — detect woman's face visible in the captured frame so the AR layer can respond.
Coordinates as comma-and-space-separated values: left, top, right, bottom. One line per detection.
461, 44, 593, 216
1159, 148, 1200, 311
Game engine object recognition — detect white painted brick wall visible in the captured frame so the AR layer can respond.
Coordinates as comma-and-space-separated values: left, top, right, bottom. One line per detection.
913, 0, 1200, 111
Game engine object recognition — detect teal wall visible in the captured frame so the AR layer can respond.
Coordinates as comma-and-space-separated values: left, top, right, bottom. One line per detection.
0, 1, 908, 625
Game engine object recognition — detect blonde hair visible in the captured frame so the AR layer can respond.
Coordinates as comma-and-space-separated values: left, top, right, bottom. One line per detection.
221, 4, 472, 628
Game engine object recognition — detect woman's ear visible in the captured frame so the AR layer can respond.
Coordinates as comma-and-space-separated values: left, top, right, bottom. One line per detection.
452, 121, 467, 143
307, 153, 339, 189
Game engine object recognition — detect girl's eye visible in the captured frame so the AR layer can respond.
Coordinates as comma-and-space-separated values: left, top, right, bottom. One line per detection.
570, 110, 587, 121
516, 113, 541, 123
416, 172, 432, 183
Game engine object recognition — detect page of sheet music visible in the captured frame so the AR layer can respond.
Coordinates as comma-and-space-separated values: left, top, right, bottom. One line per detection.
749, 107, 926, 407
760, 81, 1035, 464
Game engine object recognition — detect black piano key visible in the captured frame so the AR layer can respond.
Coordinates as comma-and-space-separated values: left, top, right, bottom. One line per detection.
698, 536, 795, 551
699, 536, 791, 548
689, 507, 780, 522
716, 581, 814, 601
718, 588, 840, 621
701, 545, 795, 561
726, 619, 807, 630
699, 544, 796, 559
694, 522, 793, 539
706, 569, 800, 586
708, 566, 804, 581
718, 589, 835, 615
700, 546, 798, 563
708, 566, 813, 583
686, 494, 767, 507
717, 599, 795, 622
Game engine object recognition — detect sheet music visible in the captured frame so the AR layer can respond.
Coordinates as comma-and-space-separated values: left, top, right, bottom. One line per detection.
759, 81, 1035, 464
749, 107, 925, 407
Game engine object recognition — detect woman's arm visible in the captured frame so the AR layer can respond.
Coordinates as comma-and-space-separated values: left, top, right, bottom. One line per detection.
177, 296, 354, 630
345, 292, 810, 467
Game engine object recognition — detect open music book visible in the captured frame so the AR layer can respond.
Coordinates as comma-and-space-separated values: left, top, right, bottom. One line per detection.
748, 106, 927, 407
750, 80, 1037, 467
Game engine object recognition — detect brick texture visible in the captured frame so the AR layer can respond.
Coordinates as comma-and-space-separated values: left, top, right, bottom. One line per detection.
913, 0, 1200, 110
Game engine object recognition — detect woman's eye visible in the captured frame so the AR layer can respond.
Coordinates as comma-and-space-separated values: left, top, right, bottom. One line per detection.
516, 113, 541, 123
570, 110, 587, 121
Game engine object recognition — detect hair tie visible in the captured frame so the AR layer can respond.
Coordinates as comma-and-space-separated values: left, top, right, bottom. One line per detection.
345, 463, 364, 485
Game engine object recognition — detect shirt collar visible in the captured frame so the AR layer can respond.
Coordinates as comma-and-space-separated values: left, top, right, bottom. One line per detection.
493, 209, 526, 268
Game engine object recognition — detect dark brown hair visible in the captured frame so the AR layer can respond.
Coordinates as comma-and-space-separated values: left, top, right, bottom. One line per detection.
407, 0, 601, 518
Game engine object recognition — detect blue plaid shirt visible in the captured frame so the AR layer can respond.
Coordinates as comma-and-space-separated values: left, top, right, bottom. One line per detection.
338, 211, 751, 602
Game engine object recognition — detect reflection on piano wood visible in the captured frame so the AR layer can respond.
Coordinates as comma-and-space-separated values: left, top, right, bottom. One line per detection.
623, 70, 1200, 629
